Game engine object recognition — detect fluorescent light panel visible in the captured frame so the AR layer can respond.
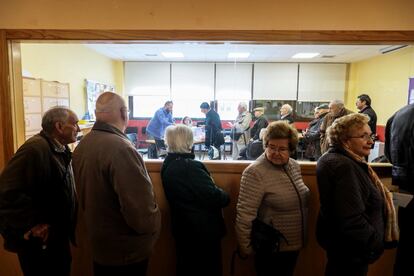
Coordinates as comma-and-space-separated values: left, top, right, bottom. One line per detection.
292, 52, 319, 59
228, 52, 250, 58
161, 52, 184, 58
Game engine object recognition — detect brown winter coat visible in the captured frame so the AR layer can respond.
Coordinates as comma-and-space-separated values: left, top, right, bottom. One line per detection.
72, 121, 161, 266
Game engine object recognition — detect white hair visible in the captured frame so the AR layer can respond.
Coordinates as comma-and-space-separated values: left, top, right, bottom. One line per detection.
330, 99, 344, 108
281, 104, 293, 114
165, 125, 194, 153
238, 102, 248, 110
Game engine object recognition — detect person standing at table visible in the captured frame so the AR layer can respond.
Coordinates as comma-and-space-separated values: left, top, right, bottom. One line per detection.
200, 102, 224, 159
146, 101, 174, 158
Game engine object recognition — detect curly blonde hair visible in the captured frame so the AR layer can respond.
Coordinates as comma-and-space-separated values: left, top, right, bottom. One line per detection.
327, 113, 370, 147
262, 121, 298, 151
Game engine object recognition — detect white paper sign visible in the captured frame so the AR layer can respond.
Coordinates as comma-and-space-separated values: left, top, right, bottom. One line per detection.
392, 192, 414, 208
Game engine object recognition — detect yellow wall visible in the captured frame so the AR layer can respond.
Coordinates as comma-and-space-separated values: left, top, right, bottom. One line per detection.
21, 44, 124, 117
1, 0, 414, 30
346, 46, 414, 125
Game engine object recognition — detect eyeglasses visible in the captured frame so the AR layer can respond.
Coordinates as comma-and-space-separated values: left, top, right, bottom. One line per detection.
348, 133, 376, 141
265, 145, 290, 154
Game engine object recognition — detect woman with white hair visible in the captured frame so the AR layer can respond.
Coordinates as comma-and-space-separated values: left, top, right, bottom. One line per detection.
161, 125, 230, 276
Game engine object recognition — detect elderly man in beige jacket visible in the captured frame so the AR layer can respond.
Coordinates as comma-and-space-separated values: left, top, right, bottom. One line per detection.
230, 102, 252, 160
72, 92, 161, 276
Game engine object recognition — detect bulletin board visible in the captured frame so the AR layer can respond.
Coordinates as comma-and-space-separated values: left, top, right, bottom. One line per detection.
85, 79, 115, 120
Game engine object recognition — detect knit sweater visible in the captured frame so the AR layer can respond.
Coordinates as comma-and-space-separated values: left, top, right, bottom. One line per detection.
236, 154, 310, 254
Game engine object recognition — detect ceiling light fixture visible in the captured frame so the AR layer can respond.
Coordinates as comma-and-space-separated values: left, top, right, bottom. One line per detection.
228, 52, 250, 59
161, 52, 184, 58
379, 45, 408, 54
292, 53, 320, 59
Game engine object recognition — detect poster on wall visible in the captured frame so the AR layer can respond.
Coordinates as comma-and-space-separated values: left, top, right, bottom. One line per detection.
408, 78, 414, 105
85, 79, 116, 120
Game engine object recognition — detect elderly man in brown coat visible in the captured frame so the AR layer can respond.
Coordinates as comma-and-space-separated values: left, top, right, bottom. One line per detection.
320, 99, 353, 154
73, 92, 161, 276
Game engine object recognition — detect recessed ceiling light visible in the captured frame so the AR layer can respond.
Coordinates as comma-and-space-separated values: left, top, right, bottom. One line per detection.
228, 52, 250, 59
161, 52, 184, 58
292, 53, 320, 59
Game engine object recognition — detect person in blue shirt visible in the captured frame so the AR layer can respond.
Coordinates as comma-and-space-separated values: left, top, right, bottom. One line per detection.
146, 101, 174, 158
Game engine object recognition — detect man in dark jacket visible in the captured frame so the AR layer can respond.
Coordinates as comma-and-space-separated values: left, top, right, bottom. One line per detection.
73, 92, 161, 276
200, 102, 224, 149
356, 94, 377, 135
279, 104, 294, 124
385, 103, 414, 276
0, 107, 79, 276
250, 107, 268, 141
303, 104, 329, 161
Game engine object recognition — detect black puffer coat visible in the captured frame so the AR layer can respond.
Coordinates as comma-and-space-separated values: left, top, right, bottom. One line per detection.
161, 153, 230, 242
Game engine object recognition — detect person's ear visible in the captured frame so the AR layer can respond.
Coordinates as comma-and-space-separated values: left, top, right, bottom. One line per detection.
54, 121, 64, 134
120, 108, 127, 122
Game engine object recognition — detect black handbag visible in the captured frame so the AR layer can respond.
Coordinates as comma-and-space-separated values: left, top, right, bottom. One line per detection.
250, 218, 288, 253
230, 128, 243, 141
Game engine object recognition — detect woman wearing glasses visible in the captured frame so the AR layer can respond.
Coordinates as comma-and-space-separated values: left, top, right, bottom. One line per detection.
236, 121, 310, 276
316, 113, 398, 276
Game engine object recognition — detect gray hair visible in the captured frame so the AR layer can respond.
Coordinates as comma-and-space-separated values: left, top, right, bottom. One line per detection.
165, 125, 194, 153
41, 107, 72, 134
330, 99, 344, 108
238, 102, 248, 110
281, 104, 293, 114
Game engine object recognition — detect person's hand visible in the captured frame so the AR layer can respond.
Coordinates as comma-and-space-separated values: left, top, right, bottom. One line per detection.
24, 224, 50, 243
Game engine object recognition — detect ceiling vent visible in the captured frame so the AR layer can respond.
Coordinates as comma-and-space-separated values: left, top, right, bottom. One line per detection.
321, 55, 335, 58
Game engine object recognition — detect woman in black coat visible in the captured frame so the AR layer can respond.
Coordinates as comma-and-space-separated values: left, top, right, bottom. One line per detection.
316, 113, 398, 276
161, 125, 230, 276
